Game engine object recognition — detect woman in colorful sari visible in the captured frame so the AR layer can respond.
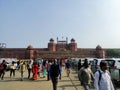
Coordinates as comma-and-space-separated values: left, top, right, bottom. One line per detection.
32, 62, 39, 80
42, 60, 47, 78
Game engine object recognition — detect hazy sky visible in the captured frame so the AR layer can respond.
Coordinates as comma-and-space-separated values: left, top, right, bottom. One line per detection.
0, 0, 120, 48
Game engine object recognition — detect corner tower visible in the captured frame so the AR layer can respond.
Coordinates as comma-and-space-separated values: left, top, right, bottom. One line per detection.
69, 38, 77, 51
26, 45, 34, 60
96, 45, 105, 58
48, 38, 56, 51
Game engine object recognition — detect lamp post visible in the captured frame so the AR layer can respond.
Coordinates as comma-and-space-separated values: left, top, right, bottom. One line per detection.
0, 43, 6, 58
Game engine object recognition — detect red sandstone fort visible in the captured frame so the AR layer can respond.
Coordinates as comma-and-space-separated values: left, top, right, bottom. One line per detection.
0, 38, 105, 60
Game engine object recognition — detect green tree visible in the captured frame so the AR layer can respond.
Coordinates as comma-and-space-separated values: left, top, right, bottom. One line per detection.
106, 49, 120, 57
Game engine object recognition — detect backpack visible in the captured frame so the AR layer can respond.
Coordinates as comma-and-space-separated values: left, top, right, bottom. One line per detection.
0, 64, 4, 71
51, 64, 59, 77
97, 70, 102, 86
97, 70, 111, 85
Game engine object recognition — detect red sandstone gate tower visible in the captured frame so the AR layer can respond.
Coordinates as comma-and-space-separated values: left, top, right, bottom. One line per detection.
48, 37, 77, 52
48, 38, 56, 52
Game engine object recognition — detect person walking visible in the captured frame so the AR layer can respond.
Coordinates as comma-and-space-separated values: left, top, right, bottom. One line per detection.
42, 60, 47, 78
78, 59, 82, 71
78, 59, 94, 90
50, 59, 60, 90
57, 59, 62, 80
17, 60, 20, 70
27, 60, 32, 79
20, 62, 27, 81
46, 60, 52, 81
65, 59, 71, 77
0, 60, 7, 80
32, 62, 39, 80
94, 61, 115, 90
10, 61, 16, 78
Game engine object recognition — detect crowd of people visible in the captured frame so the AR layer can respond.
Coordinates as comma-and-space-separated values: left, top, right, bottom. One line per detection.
0, 57, 116, 90
78, 58, 115, 90
0, 58, 72, 90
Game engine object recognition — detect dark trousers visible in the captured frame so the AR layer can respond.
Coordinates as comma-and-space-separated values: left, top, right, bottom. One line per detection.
28, 69, 32, 79
10, 69, 15, 77
59, 67, 62, 79
0, 70, 5, 80
83, 82, 90, 90
47, 71, 50, 80
51, 77, 58, 90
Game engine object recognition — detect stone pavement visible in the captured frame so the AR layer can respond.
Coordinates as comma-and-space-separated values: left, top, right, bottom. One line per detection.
0, 68, 87, 90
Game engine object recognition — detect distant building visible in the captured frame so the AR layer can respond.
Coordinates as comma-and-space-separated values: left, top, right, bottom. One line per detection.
48, 38, 77, 52
0, 38, 105, 59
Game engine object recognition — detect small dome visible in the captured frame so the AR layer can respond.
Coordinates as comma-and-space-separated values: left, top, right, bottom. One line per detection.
27, 45, 33, 49
71, 38, 75, 41
50, 38, 54, 41
96, 45, 102, 50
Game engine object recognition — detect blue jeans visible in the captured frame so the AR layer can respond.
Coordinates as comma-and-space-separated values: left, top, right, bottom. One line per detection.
59, 67, 62, 78
47, 70, 50, 80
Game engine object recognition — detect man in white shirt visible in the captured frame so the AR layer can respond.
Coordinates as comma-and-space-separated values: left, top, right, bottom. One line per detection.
94, 61, 115, 90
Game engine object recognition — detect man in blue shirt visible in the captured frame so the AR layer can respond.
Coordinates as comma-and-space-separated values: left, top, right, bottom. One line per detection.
65, 59, 71, 77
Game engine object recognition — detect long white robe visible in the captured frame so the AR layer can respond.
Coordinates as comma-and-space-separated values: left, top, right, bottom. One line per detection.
94, 69, 115, 90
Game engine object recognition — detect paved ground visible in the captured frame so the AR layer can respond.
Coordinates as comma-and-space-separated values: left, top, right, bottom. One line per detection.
0, 68, 119, 90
